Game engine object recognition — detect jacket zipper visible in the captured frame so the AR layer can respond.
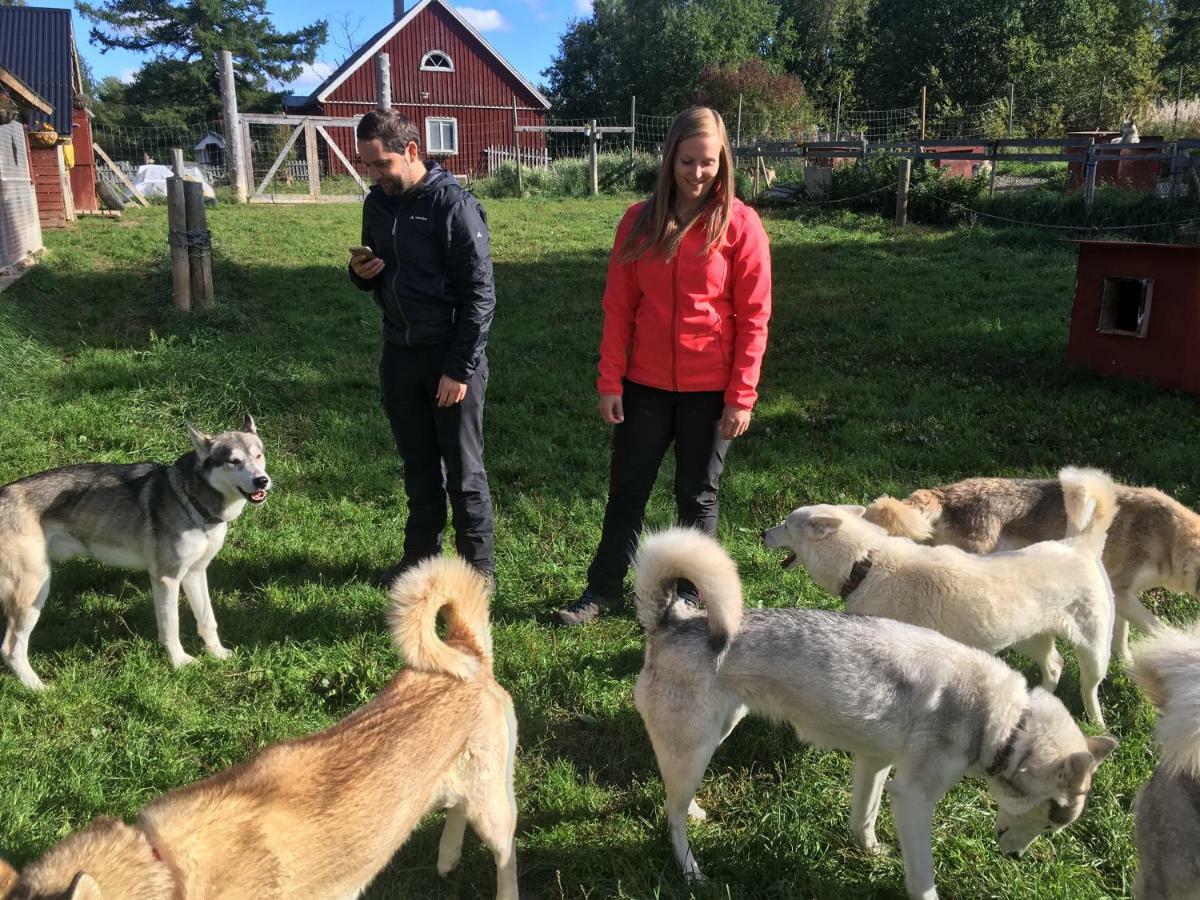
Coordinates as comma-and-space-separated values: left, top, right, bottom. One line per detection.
390, 215, 412, 344
671, 250, 681, 391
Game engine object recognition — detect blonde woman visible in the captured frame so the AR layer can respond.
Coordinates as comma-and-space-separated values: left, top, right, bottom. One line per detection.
558, 106, 772, 626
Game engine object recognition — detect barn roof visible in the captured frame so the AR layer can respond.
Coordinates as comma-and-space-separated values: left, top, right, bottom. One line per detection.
299, 0, 549, 110
0, 6, 79, 134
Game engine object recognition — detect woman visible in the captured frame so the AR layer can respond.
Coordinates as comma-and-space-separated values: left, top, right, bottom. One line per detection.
557, 106, 772, 626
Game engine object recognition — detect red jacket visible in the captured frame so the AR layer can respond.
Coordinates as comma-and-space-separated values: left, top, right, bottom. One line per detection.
596, 198, 771, 410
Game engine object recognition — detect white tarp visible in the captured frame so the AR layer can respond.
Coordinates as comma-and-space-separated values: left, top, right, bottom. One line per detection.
132, 164, 216, 200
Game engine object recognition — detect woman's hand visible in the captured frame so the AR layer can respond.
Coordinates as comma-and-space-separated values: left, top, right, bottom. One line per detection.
598, 394, 624, 425
720, 405, 751, 440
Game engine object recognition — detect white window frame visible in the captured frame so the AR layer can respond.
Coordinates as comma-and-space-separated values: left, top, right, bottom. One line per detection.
425, 117, 459, 155
420, 50, 455, 72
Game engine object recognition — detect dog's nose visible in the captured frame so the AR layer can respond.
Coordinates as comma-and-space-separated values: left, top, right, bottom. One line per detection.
253, 475, 270, 489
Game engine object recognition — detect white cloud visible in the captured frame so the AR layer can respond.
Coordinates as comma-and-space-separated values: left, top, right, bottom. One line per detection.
574, 0, 593, 12
457, 7, 509, 31
118, 68, 139, 84
289, 61, 335, 91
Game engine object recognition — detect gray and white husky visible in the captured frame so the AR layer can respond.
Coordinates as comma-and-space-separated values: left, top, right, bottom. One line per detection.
632, 528, 1117, 900
1130, 623, 1200, 899
0, 416, 271, 689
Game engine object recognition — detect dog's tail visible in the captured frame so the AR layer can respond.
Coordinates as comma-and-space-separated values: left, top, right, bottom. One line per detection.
863, 493, 936, 542
633, 527, 743, 653
1060, 467, 1119, 557
1131, 621, 1200, 778
388, 556, 493, 680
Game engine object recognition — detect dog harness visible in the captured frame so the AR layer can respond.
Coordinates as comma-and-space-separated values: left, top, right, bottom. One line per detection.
838, 553, 874, 599
986, 707, 1031, 777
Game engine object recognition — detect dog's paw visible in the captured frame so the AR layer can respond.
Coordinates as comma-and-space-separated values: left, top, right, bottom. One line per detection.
208, 644, 232, 661
168, 652, 197, 669
687, 799, 707, 822
436, 854, 461, 877
865, 841, 894, 858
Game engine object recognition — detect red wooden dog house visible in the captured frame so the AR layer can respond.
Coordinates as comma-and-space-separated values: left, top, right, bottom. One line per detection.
1066, 240, 1200, 393
1065, 131, 1163, 195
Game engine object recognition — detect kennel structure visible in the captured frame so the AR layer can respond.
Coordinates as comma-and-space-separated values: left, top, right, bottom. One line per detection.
1065, 240, 1200, 393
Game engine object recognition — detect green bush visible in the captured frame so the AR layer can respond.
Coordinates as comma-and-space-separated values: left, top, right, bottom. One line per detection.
473, 152, 660, 199
824, 157, 989, 225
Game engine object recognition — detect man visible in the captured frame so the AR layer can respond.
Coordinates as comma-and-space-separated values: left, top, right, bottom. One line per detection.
350, 110, 495, 586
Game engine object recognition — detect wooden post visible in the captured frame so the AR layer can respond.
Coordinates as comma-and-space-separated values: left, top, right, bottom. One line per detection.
167, 177, 191, 312
859, 134, 868, 171
240, 120, 254, 196
1008, 83, 1015, 137
375, 53, 391, 111
919, 86, 927, 140
834, 89, 842, 140
736, 94, 743, 147
93, 143, 149, 206
219, 50, 247, 203
183, 180, 214, 310
1084, 140, 1098, 210
895, 157, 911, 226
629, 95, 636, 163
304, 118, 320, 197
1097, 76, 1106, 130
988, 140, 998, 198
589, 118, 598, 196
512, 96, 523, 194
171, 147, 185, 177
1174, 64, 1184, 137
1169, 142, 1181, 199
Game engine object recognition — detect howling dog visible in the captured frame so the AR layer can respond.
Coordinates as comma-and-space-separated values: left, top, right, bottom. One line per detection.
0, 556, 519, 900
0, 417, 271, 689
632, 528, 1116, 900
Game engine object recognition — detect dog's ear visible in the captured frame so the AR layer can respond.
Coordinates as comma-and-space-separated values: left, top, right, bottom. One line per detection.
1057, 751, 1093, 791
66, 872, 103, 900
806, 515, 843, 538
1085, 735, 1118, 766
243, 413, 257, 435
186, 423, 213, 462
839, 505, 867, 517
0, 859, 18, 897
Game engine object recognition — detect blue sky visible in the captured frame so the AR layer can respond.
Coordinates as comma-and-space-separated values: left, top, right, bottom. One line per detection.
40, 0, 590, 94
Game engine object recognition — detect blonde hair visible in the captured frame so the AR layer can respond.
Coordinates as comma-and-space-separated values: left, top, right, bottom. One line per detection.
619, 106, 735, 262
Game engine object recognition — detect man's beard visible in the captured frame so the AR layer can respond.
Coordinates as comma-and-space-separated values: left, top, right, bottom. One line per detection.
378, 176, 406, 194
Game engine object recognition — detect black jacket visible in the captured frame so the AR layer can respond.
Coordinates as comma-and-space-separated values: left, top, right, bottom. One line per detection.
349, 161, 495, 382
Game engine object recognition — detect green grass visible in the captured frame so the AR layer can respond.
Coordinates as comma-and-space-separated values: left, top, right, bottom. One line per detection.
2, 199, 1198, 898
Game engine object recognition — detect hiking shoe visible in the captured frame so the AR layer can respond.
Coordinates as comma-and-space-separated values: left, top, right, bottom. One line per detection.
556, 588, 617, 626
375, 557, 423, 590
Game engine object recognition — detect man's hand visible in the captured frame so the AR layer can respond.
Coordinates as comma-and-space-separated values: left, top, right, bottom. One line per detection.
598, 394, 624, 425
351, 254, 385, 280
436, 375, 468, 407
720, 406, 752, 440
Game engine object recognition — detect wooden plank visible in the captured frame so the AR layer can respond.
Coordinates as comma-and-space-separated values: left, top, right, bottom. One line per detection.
315, 125, 367, 192
92, 143, 149, 207
240, 113, 362, 127
0, 64, 53, 115
249, 193, 365, 204
255, 122, 306, 195
304, 118, 320, 197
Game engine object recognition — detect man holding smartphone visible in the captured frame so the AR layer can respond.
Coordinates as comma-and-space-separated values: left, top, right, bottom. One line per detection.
349, 109, 495, 587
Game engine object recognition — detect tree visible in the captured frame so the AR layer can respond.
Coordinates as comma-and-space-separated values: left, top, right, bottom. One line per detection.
77, 0, 327, 123
696, 59, 814, 138
1163, 0, 1200, 95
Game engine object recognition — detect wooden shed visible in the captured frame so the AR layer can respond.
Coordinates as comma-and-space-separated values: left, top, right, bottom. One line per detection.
285, 0, 549, 176
0, 5, 98, 228
1066, 240, 1200, 394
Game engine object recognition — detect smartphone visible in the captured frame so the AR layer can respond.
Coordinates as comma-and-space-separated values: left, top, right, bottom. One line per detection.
349, 245, 376, 260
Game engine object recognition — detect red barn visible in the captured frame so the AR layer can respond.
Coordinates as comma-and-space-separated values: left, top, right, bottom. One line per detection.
285, 0, 549, 177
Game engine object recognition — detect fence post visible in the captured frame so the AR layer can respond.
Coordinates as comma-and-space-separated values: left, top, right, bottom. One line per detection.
835, 89, 842, 140
183, 180, 214, 310
219, 50, 247, 203
304, 118, 320, 198
589, 118, 599, 196
375, 53, 391, 111
1097, 76, 1106, 130
1169, 142, 1181, 199
1084, 140, 1098, 211
919, 86, 927, 140
1007, 83, 1014, 137
167, 176, 191, 312
630, 95, 636, 163
895, 157, 911, 226
736, 94, 743, 147
512, 96, 523, 194
171, 148, 185, 177
240, 119, 254, 197
1174, 65, 1184, 137
859, 134, 868, 171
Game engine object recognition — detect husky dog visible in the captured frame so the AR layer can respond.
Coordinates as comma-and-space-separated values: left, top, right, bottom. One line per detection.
1129, 623, 1200, 899
632, 528, 1117, 900
1111, 120, 1141, 144
765, 468, 1118, 725
864, 473, 1200, 662
0, 417, 271, 689
0, 556, 519, 900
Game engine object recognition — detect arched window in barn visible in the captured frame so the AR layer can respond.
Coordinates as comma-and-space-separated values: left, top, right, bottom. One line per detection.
420, 51, 454, 72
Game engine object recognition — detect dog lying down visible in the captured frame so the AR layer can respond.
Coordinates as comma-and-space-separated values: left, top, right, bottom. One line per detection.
632, 528, 1116, 900
765, 468, 1118, 726
0, 557, 519, 900
1130, 622, 1200, 900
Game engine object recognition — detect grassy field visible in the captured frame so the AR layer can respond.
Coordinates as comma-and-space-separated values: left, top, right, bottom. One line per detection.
1, 198, 1197, 899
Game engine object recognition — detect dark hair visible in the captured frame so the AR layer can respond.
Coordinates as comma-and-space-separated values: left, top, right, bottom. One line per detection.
356, 110, 421, 154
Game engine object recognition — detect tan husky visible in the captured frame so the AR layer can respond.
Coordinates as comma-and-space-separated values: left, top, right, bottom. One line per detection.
0, 558, 519, 900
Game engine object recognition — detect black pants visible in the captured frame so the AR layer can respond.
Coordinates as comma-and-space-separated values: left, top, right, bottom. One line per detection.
587, 380, 729, 599
379, 342, 494, 574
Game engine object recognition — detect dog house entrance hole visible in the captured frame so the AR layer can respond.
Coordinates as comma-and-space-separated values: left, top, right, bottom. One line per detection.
1097, 277, 1153, 337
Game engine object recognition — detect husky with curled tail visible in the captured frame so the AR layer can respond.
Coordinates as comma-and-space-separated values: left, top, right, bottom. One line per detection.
0, 556, 519, 900
632, 528, 1116, 900
765, 467, 1119, 725
1130, 623, 1200, 899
